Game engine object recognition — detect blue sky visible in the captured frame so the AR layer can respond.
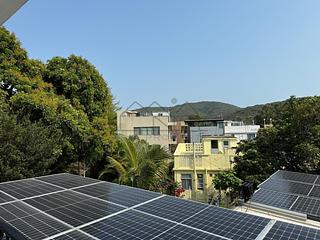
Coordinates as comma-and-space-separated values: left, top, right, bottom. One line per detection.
5, 0, 320, 108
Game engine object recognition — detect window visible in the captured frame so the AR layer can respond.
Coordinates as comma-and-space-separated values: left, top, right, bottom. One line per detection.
247, 133, 256, 140
181, 174, 192, 190
211, 140, 219, 153
197, 174, 204, 189
223, 140, 229, 148
134, 127, 160, 136
211, 140, 218, 149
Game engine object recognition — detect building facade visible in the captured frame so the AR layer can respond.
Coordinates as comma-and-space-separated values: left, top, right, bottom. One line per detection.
117, 110, 186, 151
173, 136, 237, 203
185, 119, 260, 143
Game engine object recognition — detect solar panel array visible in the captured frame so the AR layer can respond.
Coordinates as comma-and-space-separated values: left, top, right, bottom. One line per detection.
0, 173, 319, 240
250, 170, 320, 221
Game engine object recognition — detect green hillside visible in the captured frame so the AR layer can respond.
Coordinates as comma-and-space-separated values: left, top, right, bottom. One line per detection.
135, 100, 286, 124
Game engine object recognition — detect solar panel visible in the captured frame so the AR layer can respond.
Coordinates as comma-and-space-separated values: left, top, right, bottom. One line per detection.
249, 189, 298, 210
52, 230, 94, 240
75, 182, 161, 207
316, 177, 320, 185
37, 173, 100, 189
24, 190, 124, 227
153, 224, 225, 240
309, 186, 320, 199
250, 170, 320, 222
259, 178, 312, 196
135, 195, 209, 222
0, 179, 63, 200
183, 206, 270, 240
291, 197, 320, 220
0, 191, 14, 204
0, 201, 70, 239
272, 170, 317, 184
0, 173, 319, 240
263, 221, 320, 240
81, 210, 175, 239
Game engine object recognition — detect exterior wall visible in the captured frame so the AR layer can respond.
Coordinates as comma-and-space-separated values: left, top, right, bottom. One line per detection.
189, 126, 224, 143
117, 111, 174, 147
224, 125, 260, 141
188, 121, 260, 143
173, 137, 237, 202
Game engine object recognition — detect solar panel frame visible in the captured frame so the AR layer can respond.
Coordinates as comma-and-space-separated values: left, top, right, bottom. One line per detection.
263, 221, 320, 240
0, 179, 63, 200
309, 185, 320, 199
182, 205, 271, 240
81, 210, 176, 240
250, 189, 299, 210
259, 178, 312, 196
24, 190, 125, 227
74, 182, 161, 207
0, 201, 71, 240
52, 230, 94, 240
153, 224, 226, 240
36, 173, 100, 189
291, 196, 320, 221
1, 173, 320, 240
272, 170, 318, 184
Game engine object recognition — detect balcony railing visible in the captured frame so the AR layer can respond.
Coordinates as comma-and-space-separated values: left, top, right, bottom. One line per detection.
174, 155, 232, 170
185, 143, 203, 152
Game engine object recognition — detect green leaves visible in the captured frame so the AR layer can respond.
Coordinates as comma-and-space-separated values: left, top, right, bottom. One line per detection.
0, 27, 117, 181
212, 170, 242, 192
99, 136, 172, 190
235, 96, 320, 184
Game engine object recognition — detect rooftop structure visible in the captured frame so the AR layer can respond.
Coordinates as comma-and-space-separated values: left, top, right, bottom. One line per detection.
184, 119, 260, 143
0, 173, 319, 239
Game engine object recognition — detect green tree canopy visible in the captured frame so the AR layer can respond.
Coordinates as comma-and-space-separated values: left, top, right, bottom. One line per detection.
212, 170, 242, 192
0, 27, 117, 181
235, 96, 320, 183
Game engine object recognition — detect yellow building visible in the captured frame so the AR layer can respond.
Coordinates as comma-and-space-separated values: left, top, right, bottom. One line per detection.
173, 136, 237, 203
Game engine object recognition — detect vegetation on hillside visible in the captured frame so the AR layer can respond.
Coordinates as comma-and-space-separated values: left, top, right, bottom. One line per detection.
136, 101, 284, 124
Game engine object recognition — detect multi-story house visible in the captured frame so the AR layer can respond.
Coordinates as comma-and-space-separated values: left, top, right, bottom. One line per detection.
117, 110, 186, 152
173, 136, 237, 202
185, 119, 260, 143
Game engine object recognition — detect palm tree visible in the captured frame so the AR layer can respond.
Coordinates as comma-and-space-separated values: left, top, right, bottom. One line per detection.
99, 136, 172, 190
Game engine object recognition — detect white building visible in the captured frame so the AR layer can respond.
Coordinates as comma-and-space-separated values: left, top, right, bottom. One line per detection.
185, 119, 260, 143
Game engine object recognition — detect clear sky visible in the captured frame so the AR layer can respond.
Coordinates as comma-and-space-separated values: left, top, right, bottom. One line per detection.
4, 0, 320, 108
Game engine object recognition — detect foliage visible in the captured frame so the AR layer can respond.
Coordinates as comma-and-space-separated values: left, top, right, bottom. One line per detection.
0, 98, 62, 181
99, 136, 172, 191
212, 170, 242, 192
0, 27, 117, 181
235, 96, 320, 184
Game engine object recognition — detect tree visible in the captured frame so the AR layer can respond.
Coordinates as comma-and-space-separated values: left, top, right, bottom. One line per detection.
0, 27, 118, 181
235, 96, 320, 184
212, 170, 242, 207
99, 136, 172, 190
213, 170, 242, 192
0, 98, 63, 181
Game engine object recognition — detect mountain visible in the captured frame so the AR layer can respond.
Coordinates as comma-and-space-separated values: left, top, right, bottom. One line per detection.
136, 101, 262, 123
